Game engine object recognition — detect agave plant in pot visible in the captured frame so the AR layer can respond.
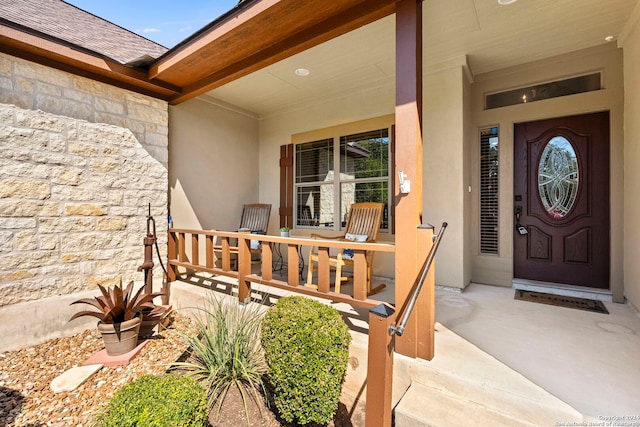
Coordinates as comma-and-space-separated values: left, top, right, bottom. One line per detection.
70, 281, 164, 356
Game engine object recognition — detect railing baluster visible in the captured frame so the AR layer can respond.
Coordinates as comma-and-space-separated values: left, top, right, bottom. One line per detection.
317, 246, 330, 293
191, 233, 199, 266
287, 244, 299, 286
178, 232, 186, 262
167, 231, 176, 281
221, 237, 231, 271
262, 241, 273, 281
206, 235, 214, 268
353, 250, 367, 300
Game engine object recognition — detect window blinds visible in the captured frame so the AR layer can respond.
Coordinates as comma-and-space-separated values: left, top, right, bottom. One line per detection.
480, 127, 499, 254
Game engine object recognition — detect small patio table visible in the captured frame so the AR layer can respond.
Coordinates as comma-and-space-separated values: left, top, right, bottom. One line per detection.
272, 239, 304, 279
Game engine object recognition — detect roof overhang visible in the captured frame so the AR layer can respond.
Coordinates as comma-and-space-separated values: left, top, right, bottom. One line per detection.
0, 0, 400, 105
153, 0, 400, 104
0, 19, 181, 100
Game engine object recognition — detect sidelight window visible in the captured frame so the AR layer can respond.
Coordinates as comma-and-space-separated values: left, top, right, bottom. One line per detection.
480, 127, 499, 254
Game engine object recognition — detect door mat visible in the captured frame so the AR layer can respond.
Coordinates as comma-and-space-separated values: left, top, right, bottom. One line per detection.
514, 290, 609, 314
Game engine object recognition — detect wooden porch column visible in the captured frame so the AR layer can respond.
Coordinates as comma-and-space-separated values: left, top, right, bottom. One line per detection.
238, 231, 252, 304
365, 303, 395, 427
167, 230, 177, 282
394, 0, 425, 358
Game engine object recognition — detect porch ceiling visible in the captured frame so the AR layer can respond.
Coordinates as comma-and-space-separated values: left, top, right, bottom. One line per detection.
204, 0, 638, 116
1, 0, 636, 110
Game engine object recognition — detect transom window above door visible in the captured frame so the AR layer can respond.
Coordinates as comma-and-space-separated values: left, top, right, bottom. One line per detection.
295, 128, 390, 231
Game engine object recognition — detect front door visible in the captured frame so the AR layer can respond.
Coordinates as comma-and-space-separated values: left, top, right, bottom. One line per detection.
513, 112, 609, 289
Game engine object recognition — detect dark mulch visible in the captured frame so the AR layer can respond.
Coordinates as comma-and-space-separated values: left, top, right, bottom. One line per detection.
210, 383, 365, 427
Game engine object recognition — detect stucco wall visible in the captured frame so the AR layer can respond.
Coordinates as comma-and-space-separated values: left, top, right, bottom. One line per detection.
0, 53, 168, 350
622, 17, 640, 309
470, 44, 625, 301
168, 97, 260, 232
423, 64, 470, 289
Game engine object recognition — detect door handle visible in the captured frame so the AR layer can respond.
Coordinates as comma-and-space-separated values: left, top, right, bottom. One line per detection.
514, 206, 528, 235
514, 205, 522, 219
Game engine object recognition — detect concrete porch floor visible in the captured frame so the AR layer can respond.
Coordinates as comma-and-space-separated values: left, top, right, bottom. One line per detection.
169, 274, 640, 425
435, 283, 640, 420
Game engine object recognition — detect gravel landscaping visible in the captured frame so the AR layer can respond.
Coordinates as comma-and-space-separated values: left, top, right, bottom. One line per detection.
0, 311, 364, 427
0, 313, 196, 427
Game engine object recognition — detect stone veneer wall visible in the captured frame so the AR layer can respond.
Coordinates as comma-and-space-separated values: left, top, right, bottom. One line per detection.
0, 53, 168, 307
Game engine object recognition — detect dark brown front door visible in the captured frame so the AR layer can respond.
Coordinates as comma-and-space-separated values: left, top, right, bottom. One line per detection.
513, 112, 609, 289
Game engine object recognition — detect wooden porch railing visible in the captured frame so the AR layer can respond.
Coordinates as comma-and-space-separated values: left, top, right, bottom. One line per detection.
167, 228, 403, 427
167, 228, 395, 309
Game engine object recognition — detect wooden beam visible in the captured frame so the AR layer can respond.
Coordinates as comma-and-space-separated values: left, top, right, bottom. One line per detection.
166, 0, 397, 104
149, 0, 285, 80
0, 26, 181, 100
394, 0, 424, 358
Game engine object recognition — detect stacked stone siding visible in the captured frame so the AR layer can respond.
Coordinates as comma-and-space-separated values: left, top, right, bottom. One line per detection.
0, 53, 168, 306
0, 53, 168, 168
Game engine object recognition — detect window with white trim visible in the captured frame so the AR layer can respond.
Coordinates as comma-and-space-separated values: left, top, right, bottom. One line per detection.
295, 128, 390, 231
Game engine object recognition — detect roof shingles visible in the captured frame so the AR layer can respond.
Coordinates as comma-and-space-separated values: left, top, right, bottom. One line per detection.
0, 0, 168, 64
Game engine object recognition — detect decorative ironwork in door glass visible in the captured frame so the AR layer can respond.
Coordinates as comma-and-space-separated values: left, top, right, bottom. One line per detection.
538, 136, 579, 218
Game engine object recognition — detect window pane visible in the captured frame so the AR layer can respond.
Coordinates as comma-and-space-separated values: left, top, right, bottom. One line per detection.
296, 138, 334, 183
340, 129, 389, 179
296, 184, 334, 227
340, 181, 389, 230
485, 73, 601, 109
538, 136, 578, 218
480, 127, 499, 254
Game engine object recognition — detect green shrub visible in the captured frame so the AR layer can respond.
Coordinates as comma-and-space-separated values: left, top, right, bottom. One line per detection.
261, 296, 352, 425
92, 373, 207, 427
171, 296, 267, 425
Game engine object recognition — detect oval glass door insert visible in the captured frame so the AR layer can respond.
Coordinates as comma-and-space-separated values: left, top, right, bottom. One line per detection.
538, 136, 579, 218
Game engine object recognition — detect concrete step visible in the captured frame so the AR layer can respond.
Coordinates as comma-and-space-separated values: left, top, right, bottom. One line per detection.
393, 370, 581, 427
395, 381, 534, 427
389, 325, 584, 426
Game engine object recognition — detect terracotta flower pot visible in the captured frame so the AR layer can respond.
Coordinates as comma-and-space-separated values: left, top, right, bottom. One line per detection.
138, 317, 158, 339
98, 317, 141, 356
139, 305, 172, 339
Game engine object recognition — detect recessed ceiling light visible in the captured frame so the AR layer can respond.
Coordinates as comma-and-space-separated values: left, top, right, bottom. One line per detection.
295, 68, 310, 76
497, 0, 517, 4
605, 35, 616, 42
